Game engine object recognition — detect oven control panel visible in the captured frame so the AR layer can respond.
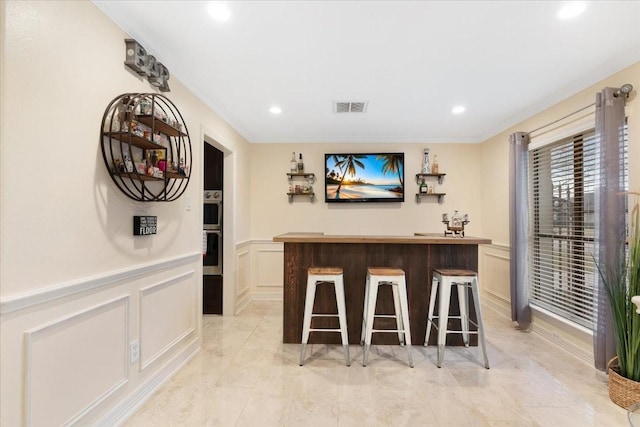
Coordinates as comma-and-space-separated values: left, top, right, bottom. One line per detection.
204, 190, 222, 201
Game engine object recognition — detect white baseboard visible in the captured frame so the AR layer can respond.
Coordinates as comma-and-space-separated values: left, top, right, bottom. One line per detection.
234, 292, 252, 315
482, 291, 511, 319
530, 305, 593, 364
530, 322, 592, 364
250, 291, 283, 302
96, 338, 200, 426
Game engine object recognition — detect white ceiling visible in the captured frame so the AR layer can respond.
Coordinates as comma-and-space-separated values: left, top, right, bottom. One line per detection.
93, 1, 640, 144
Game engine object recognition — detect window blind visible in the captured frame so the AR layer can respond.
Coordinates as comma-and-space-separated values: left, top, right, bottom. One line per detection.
529, 131, 597, 328
528, 125, 628, 329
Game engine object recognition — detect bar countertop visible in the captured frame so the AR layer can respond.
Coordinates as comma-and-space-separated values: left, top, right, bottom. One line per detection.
273, 232, 491, 245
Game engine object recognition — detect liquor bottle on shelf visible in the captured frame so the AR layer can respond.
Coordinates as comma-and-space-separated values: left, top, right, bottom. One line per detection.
297, 153, 304, 173
419, 178, 428, 193
290, 152, 297, 173
432, 155, 439, 174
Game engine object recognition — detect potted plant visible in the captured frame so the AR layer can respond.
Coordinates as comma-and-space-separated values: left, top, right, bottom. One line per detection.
597, 192, 640, 408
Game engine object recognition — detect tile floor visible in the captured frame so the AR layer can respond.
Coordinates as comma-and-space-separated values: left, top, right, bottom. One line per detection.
125, 301, 629, 426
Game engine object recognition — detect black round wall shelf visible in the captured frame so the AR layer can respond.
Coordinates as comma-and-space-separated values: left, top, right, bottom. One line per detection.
100, 93, 192, 202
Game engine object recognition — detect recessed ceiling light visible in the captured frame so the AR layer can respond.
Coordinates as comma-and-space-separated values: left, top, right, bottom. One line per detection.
452, 105, 466, 114
208, 2, 231, 22
269, 106, 282, 115
557, 2, 586, 20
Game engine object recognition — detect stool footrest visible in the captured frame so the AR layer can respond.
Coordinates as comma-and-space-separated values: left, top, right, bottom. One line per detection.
311, 314, 339, 318
429, 317, 479, 327
308, 328, 345, 332
443, 330, 480, 335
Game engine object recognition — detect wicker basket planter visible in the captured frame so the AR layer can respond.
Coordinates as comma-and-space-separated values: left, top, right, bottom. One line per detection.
608, 357, 640, 409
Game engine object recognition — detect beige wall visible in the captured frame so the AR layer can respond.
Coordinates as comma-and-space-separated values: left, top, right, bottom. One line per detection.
250, 142, 483, 238
0, 1, 250, 425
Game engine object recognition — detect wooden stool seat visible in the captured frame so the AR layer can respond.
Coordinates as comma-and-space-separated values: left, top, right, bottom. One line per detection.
308, 266, 343, 275
432, 268, 477, 277
367, 267, 405, 276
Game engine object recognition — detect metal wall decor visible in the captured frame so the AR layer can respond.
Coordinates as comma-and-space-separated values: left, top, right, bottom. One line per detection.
100, 93, 192, 202
124, 39, 170, 92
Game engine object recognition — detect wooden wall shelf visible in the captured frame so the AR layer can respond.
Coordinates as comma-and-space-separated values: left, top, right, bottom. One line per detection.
415, 193, 446, 203
416, 172, 446, 202
286, 172, 315, 202
415, 173, 446, 185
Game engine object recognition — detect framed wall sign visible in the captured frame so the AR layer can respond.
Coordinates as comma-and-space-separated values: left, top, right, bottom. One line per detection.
133, 216, 157, 236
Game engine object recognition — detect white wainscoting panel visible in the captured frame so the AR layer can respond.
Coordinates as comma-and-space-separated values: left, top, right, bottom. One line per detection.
256, 248, 283, 288
482, 245, 511, 303
24, 296, 129, 427
139, 271, 196, 371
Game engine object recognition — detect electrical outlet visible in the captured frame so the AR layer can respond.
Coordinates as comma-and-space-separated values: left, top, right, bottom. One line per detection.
130, 340, 140, 363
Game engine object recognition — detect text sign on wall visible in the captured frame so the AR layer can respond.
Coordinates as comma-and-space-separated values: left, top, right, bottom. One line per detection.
133, 216, 157, 236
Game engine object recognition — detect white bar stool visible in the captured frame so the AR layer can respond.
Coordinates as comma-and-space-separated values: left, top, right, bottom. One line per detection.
300, 267, 350, 366
361, 267, 413, 368
424, 268, 489, 369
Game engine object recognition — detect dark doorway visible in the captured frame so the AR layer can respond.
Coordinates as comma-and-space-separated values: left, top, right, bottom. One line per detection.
203, 142, 224, 314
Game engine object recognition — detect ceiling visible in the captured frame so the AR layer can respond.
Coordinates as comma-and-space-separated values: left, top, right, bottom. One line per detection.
93, 1, 640, 144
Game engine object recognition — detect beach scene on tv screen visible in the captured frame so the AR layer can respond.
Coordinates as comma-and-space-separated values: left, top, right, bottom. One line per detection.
325, 154, 404, 201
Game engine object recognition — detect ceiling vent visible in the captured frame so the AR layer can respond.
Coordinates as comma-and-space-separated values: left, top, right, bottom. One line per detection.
334, 101, 368, 113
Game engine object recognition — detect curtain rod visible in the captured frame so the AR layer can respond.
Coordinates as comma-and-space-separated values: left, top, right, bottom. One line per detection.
527, 102, 596, 136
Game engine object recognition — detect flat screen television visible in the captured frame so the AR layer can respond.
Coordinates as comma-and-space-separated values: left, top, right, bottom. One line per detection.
324, 153, 405, 203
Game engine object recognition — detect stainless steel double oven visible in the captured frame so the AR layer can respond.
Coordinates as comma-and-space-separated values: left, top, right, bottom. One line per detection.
203, 190, 222, 275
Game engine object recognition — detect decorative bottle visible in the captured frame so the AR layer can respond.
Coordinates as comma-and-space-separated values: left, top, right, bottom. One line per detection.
290, 152, 297, 173
297, 153, 304, 173
452, 210, 463, 228
422, 148, 431, 174
432, 155, 439, 174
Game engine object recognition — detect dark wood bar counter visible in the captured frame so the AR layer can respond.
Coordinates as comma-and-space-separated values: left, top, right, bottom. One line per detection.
273, 233, 491, 345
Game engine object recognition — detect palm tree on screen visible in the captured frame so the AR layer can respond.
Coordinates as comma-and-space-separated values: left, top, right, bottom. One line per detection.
335, 154, 366, 196
377, 154, 404, 187
328, 155, 347, 181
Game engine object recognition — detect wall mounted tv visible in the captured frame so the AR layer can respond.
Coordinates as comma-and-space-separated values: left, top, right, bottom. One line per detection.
324, 153, 405, 203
